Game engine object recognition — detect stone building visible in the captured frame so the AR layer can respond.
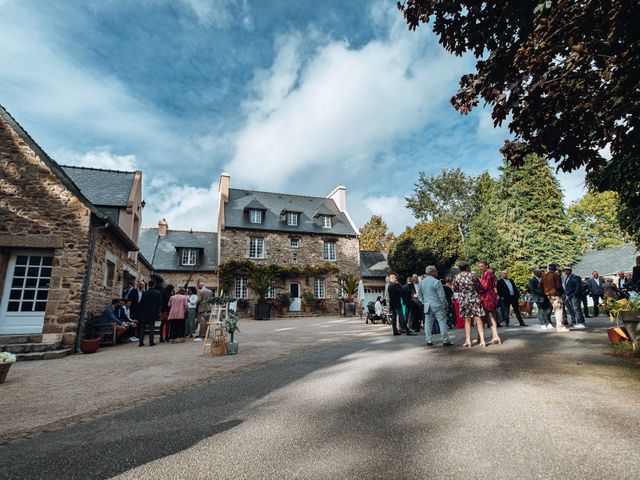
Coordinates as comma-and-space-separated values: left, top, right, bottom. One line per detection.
217, 173, 360, 314
359, 251, 391, 305
0, 105, 150, 354
138, 219, 219, 292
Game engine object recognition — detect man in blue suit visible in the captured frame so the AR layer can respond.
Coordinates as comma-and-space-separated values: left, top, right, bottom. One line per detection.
562, 267, 586, 329
417, 265, 453, 347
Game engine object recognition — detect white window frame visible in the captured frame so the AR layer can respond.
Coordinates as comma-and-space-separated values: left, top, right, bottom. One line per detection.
249, 237, 265, 259
235, 278, 248, 299
322, 215, 332, 229
266, 284, 275, 299
104, 251, 117, 287
323, 241, 336, 261
287, 212, 298, 226
314, 278, 326, 299
181, 248, 198, 266
249, 209, 262, 224
290, 238, 299, 249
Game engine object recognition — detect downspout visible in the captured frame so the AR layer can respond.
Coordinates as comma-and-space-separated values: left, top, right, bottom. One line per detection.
74, 222, 109, 353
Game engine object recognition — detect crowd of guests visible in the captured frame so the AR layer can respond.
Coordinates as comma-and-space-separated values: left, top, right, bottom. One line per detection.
100, 280, 215, 346
380, 255, 640, 348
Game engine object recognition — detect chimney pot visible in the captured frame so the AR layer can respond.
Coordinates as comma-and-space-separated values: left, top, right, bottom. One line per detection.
158, 218, 168, 236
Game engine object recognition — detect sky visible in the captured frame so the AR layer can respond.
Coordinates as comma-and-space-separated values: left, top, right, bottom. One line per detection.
0, 0, 586, 233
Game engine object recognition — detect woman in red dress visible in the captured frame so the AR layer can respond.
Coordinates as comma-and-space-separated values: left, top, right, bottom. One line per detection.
477, 260, 502, 345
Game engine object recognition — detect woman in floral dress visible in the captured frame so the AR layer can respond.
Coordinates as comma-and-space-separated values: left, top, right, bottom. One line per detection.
452, 262, 487, 347
477, 260, 502, 345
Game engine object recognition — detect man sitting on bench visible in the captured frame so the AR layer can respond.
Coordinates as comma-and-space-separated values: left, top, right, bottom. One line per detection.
101, 299, 135, 342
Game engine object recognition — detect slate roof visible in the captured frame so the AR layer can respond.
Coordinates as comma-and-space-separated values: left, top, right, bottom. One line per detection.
571, 243, 639, 277
224, 188, 358, 236
61, 165, 135, 207
139, 228, 218, 271
360, 251, 391, 278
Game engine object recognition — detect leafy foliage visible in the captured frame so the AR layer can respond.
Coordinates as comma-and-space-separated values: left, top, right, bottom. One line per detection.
224, 311, 240, 343
247, 268, 277, 301
276, 292, 292, 309
388, 221, 461, 279
301, 291, 317, 308
398, 0, 640, 244
568, 191, 627, 252
359, 215, 395, 252
334, 273, 360, 301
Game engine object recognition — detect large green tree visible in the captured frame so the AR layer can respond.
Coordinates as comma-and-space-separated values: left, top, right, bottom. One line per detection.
398, 1, 640, 244
568, 191, 627, 252
359, 215, 395, 252
405, 168, 478, 242
388, 221, 461, 280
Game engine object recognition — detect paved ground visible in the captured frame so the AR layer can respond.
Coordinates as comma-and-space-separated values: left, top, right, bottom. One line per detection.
0, 316, 380, 441
1, 316, 639, 479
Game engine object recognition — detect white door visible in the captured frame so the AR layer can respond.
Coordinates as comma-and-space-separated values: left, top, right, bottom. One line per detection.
0, 251, 53, 334
364, 288, 385, 307
289, 283, 301, 312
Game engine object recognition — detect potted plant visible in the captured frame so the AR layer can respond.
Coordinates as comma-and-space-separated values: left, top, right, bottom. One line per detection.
248, 268, 276, 320
80, 316, 102, 354
0, 351, 17, 384
316, 298, 328, 312
236, 298, 250, 312
334, 273, 359, 317
604, 296, 640, 349
277, 292, 292, 313
302, 291, 316, 313
225, 312, 240, 355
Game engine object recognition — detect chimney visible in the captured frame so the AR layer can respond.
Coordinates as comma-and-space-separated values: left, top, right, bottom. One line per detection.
219, 172, 230, 201
158, 218, 168, 236
328, 184, 347, 212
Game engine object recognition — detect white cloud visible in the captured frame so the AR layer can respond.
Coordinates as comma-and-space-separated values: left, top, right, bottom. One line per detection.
224, 17, 467, 190
557, 168, 587, 206
347, 193, 415, 234
178, 0, 252, 29
56, 148, 138, 171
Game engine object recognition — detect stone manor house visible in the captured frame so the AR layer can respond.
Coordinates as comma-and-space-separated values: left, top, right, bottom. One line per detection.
0, 106, 389, 356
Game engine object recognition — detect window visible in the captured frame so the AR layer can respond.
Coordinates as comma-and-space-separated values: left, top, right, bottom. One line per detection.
181, 248, 198, 266
249, 209, 262, 224
266, 284, 275, 299
104, 252, 117, 287
235, 278, 247, 299
314, 278, 326, 299
287, 212, 298, 226
321, 215, 332, 229
323, 241, 336, 261
249, 238, 265, 259
290, 238, 299, 249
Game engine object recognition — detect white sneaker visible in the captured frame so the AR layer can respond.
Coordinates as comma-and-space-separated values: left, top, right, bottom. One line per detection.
556, 326, 570, 332
574, 324, 586, 329
194, 338, 202, 342
540, 325, 547, 330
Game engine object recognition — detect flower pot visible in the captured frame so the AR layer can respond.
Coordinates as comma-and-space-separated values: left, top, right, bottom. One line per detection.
281, 307, 289, 314
80, 337, 101, 354
0, 362, 14, 384
255, 302, 271, 320
344, 302, 356, 317
227, 341, 239, 355
607, 326, 631, 344
304, 306, 312, 313
619, 311, 640, 347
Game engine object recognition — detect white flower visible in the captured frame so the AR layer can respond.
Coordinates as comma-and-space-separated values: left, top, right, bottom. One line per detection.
0, 352, 17, 364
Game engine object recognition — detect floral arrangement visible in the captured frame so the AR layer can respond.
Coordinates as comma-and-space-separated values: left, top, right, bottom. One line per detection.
315, 299, 328, 311
236, 298, 250, 310
224, 312, 240, 343
0, 352, 17, 364
603, 297, 640, 319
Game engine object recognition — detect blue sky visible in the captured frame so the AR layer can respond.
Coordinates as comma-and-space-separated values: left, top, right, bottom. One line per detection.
0, 0, 585, 232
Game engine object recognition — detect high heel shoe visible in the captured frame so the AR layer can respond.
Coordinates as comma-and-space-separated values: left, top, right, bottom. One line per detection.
479, 340, 487, 348
462, 342, 472, 348
491, 337, 502, 345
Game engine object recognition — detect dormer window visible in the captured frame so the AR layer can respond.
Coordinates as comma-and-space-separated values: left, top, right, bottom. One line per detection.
321, 215, 332, 229
287, 212, 298, 226
181, 248, 198, 266
249, 209, 263, 224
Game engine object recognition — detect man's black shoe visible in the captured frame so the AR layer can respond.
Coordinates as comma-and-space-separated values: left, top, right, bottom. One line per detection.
149, 343, 156, 346
426, 341, 434, 347
406, 330, 416, 336
442, 341, 454, 347
519, 323, 528, 327
393, 332, 400, 336
138, 343, 144, 347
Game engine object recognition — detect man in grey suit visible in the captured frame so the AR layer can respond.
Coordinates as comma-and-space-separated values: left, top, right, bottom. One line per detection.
417, 265, 453, 347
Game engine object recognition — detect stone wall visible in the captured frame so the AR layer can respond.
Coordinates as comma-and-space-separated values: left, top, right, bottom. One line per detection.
0, 115, 93, 337
220, 228, 360, 315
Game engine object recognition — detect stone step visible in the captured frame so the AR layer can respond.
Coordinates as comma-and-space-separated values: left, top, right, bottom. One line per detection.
15, 348, 72, 361
1, 342, 62, 354
0, 334, 43, 345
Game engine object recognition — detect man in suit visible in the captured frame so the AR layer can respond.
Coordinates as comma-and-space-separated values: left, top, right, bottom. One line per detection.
528, 269, 552, 329
417, 265, 453, 347
406, 274, 423, 333
587, 271, 605, 316
387, 273, 415, 336
497, 270, 527, 327
562, 267, 586, 328
137, 280, 162, 346
126, 281, 145, 320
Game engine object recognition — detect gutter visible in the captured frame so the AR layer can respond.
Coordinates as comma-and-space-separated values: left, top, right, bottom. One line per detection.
74, 222, 110, 353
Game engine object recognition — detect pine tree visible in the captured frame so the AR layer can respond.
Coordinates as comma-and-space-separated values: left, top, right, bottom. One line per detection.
359, 215, 395, 252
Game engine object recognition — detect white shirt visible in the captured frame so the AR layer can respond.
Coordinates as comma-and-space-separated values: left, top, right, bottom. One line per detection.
505, 279, 515, 296
188, 294, 198, 309
374, 301, 383, 316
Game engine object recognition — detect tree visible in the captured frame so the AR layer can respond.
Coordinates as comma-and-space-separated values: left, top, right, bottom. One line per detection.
359, 215, 395, 252
388, 221, 461, 280
398, 1, 640, 243
405, 168, 477, 242
568, 191, 627, 252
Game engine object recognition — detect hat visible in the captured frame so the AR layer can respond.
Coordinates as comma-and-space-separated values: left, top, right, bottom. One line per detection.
548, 263, 557, 271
